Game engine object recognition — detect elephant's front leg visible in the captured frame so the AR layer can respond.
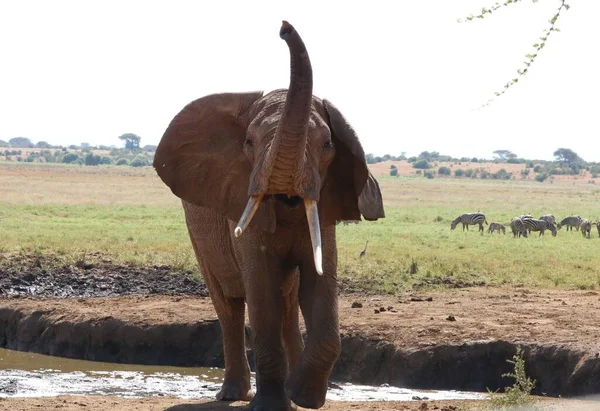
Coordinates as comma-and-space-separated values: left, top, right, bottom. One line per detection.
244, 260, 291, 410
287, 232, 340, 409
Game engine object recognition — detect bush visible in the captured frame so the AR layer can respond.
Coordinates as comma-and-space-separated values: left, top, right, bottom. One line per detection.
454, 168, 464, 177
62, 153, 80, 164
131, 155, 150, 167
415, 170, 422, 175
407, 156, 417, 163
507, 158, 521, 164
115, 158, 130, 166
438, 166, 451, 176
99, 156, 112, 165
390, 164, 397, 170
535, 173, 549, 182
84, 153, 101, 166
471, 157, 479, 163
412, 159, 430, 169
389, 168, 398, 177
533, 164, 543, 172
424, 170, 434, 179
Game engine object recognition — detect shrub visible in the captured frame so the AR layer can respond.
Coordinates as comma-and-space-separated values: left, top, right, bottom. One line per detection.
424, 170, 434, 179
62, 153, 80, 164
438, 166, 451, 176
390, 164, 397, 169
413, 159, 430, 169
99, 156, 112, 165
389, 168, 398, 177
535, 173, 549, 182
84, 153, 101, 166
415, 170, 422, 175
115, 158, 129, 166
454, 169, 464, 177
131, 155, 150, 167
407, 156, 417, 163
533, 164, 543, 172
471, 157, 479, 163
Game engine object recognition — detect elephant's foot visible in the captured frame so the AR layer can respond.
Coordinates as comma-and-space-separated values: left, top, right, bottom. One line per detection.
244, 390, 292, 411
216, 378, 254, 402
286, 364, 328, 409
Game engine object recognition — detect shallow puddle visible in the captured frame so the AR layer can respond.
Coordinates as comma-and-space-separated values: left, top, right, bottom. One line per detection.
0, 348, 486, 401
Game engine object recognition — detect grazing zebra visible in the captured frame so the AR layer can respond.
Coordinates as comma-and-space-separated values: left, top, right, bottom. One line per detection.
557, 216, 582, 231
510, 217, 528, 238
450, 213, 488, 233
522, 218, 557, 237
580, 219, 592, 238
488, 222, 506, 234
539, 214, 556, 225
596, 221, 600, 238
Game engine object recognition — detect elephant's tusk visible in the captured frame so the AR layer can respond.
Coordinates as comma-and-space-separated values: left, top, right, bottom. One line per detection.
235, 195, 263, 237
304, 198, 323, 275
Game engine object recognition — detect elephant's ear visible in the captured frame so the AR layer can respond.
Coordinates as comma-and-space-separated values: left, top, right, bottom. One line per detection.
154, 91, 271, 228
319, 99, 385, 225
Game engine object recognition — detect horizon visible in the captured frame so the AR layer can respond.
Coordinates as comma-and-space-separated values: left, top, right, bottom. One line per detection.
1, 1, 598, 161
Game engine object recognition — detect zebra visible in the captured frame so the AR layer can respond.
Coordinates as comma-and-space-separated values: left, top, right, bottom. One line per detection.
557, 216, 582, 231
488, 222, 506, 234
450, 213, 488, 233
596, 221, 600, 238
539, 214, 556, 225
580, 219, 592, 238
522, 218, 557, 237
510, 217, 528, 238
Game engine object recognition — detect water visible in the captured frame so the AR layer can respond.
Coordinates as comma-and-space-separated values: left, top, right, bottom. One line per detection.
0, 348, 486, 401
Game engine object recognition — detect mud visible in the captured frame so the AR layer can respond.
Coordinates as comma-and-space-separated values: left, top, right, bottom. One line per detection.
0, 254, 207, 298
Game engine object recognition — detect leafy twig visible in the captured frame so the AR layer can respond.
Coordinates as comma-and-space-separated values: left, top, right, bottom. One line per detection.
459, 0, 571, 107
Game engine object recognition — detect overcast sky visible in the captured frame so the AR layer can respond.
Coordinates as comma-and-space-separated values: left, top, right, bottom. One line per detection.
1, 1, 598, 161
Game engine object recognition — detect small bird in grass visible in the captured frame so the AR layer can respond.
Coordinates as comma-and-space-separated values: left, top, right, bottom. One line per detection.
359, 240, 368, 258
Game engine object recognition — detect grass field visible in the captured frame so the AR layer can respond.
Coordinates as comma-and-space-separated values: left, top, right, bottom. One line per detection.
1, 163, 600, 293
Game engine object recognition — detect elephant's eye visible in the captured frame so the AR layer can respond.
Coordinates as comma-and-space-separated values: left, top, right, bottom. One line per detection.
323, 139, 333, 149
244, 139, 253, 147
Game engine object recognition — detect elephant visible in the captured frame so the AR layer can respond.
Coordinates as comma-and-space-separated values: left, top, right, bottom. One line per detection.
153, 21, 384, 410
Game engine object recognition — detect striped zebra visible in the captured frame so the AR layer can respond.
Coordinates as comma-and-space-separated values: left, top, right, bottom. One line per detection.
488, 222, 506, 234
451, 213, 488, 232
580, 219, 592, 238
557, 216, 582, 231
539, 214, 556, 225
510, 217, 528, 238
596, 221, 600, 238
522, 217, 557, 237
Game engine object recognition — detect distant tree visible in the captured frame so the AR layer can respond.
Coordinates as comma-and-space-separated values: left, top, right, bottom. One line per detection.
143, 144, 157, 152
68, 144, 80, 150
454, 169, 465, 177
493, 150, 514, 161
9, 137, 33, 147
81, 142, 91, 149
130, 155, 150, 167
35, 141, 52, 148
365, 154, 376, 164
553, 148, 581, 164
84, 153, 101, 166
407, 156, 417, 163
62, 153, 80, 163
535, 173, 549, 183
119, 133, 141, 149
438, 166, 451, 176
471, 157, 479, 163
390, 168, 398, 177
115, 158, 129, 166
418, 151, 431, 160
99, 156, 112, 165
413, 159, 430, 169
0, 140, 9, 147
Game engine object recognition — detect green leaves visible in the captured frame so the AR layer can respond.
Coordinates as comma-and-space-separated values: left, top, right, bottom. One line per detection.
460, 0, 571, 108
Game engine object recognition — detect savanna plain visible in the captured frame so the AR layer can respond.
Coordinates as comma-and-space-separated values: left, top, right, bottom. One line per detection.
1, 162, 600, 411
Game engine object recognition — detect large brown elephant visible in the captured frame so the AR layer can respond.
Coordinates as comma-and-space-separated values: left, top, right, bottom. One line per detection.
153, 21, 384, 410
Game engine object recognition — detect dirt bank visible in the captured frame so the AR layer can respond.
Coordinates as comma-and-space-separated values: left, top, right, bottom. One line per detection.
2, 287, 600, 397
3, 395, 600, 411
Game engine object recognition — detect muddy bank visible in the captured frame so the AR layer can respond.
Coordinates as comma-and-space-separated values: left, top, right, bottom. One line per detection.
1, 295, 600, 398
0, 254, 207, 298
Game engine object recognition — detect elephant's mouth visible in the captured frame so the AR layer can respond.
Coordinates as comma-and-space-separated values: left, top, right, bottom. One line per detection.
273, 194, 303, 208
233, 194, 323, 275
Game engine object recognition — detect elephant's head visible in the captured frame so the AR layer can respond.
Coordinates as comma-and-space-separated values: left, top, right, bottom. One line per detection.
154, 21, 384, 274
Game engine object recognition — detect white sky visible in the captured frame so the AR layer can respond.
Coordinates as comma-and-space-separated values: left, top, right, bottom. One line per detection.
1, 1, 598, 161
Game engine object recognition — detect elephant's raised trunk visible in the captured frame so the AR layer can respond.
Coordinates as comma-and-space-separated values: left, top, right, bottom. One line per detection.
264, 20, 313, 197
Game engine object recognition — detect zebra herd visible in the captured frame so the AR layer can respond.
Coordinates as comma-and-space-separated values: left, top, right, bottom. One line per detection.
450, 213, 600, 239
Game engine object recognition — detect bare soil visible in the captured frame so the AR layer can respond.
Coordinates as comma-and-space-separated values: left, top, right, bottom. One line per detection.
1, 256, 600, 410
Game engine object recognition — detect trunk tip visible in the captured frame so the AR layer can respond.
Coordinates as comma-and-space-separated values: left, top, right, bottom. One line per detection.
280, 20, 294, 38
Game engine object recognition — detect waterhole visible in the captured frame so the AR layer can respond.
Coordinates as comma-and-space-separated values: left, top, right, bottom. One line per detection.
0, 348, 485, 401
